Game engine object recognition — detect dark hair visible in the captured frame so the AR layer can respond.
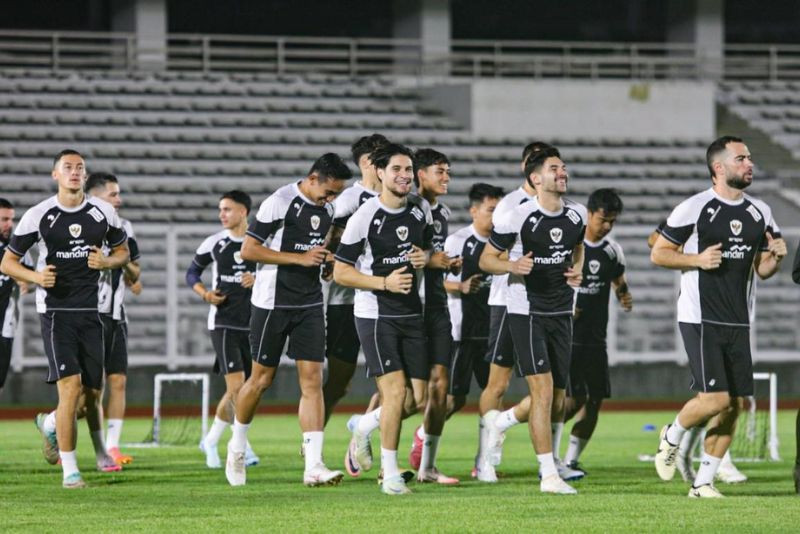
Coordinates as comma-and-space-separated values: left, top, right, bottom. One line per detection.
309, 153, 353, 182
523, 147, 562, 182
53, 149, 84, 168
706, 135, 744, 178
412, 148, 450, 187
468, 183, 504, 207
587, 188, 624, 215
85, 172, 118, 193
220, 190, 252, 214
521, 141, 558, 166
0, 198, 13, 210
351, 133, 390, 167
370, 143, 415, 171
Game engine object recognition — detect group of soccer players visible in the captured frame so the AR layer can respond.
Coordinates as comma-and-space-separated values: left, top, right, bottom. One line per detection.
2, 135, 799, 496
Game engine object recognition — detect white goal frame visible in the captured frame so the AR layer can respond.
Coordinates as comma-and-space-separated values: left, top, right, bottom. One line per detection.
151, 372, 210, 446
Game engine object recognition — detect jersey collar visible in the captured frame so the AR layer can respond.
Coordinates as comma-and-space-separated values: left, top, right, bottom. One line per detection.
469, 224, 488, 242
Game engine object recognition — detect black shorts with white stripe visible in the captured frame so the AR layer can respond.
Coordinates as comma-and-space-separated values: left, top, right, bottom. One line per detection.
484, 305, 516, 368
210, 327, 252, 376
0, 336, 12, 388
101, 314, 129, 376
39, 311, 105, 389
326, 304, 361, 365
448, 339, 490, 396
355, 316, 428, 380
249, 305, 325, 367
679, 322, 754, 396
425, 309, 453, 368
507, 313, 572, 388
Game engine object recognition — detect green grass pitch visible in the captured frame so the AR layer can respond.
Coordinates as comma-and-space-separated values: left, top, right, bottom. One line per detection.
1, 410, 798, 532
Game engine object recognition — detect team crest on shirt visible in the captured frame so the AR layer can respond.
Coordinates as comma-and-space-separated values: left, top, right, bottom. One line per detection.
310, 215, 320, 230
69, 224, 82, 238
433, 220, 442, 235
730, 219, 742, 236
589, 260, 600, 274
396, 226, 409, 241
549, 228, 563, 243
233, 251, 243, 264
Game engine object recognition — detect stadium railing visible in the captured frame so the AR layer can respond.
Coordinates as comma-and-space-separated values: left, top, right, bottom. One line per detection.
1, 30, 800, 80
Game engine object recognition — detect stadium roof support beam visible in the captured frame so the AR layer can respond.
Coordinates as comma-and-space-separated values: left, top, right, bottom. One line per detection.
393, 0, 451, 75
667, 0, 724, 80
111, 0, 167, 70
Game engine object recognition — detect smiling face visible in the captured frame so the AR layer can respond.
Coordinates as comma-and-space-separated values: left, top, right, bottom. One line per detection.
304, 174, 347, 206
531, 156, 568, 196
377, 154, 414, 197
52, 154, 86, 193
417, 162, 450, 197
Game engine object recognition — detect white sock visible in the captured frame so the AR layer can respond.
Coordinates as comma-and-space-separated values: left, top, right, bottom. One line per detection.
665, 416, 688, 445
230, 418, 250, 453
551, 422, 565, 460
693, 452, 722, 487
416, 425, 425, 441
476, 417, 486, 466
357, 408, 381, 436
381, 447, 399, 480
106, 418, 123, 449
60, 450, 79, 479
44, 411, 57, 434
205, 417, 230, 448
679, 426, 700, 459
245, 440, 256, 455
90, 430, 107, 460
421, 434, 441, 471
563, 435, 588, 464
537, 452, 557, 479
494, 408, 521, 432
720, 450, 735, 467
303, 431, 324, 471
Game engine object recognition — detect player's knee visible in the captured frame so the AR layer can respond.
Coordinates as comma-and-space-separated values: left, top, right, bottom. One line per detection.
251, 371, 273, 392
706, 392, 732, 414
108, 373, 127, 393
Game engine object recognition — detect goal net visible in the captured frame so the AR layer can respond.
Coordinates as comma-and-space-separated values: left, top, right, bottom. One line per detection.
728, 372, 780, 462
132, 373, 210, 447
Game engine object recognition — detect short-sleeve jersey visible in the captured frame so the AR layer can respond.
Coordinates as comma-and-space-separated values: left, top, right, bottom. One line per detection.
98, 218, 140, 321
660, 188, 779, 326
9, 195, 127, 313
445, 225, 492, 342
487, 187, 535, 307
420, 199, 451, 311
327, 182, 379, 306
573, 238, 626, 346
490, 197, 587, 316
0, 241, 31, 338
335, 196, 434, 319
192, 230, 257, 330
247, 182, 334, 310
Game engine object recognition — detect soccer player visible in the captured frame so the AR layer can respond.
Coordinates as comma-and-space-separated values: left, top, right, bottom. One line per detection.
0, 199, 29, 394
322, 133, 388, 424
187, 191, 260, 469
480, 147, 586, 494
225, 153, 351, 487
793, 243, 800, 494
651, 136, 786, 498
443, 183, 503, 465
1, 150, 130, 488
85, 172, 141, 465
406, 148, 460, 484
334, 142, 433, 495
562, 189, 632, 471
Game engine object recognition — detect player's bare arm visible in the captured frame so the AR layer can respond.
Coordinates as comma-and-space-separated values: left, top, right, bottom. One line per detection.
565, 242, 584, 288
479, 243, 533, 276
122, 258, 141, 285
0, 251, 56, 288
88, 242, 130, 271
333, 261, 413, 294
651, 235, 722, 270
241, 234, 328, 268
753, 232, 787, 280
612, 274, 633, 311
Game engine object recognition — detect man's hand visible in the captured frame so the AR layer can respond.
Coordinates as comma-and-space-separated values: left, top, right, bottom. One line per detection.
460, 273, 482, 295
384, 266, 414, 294
297, 247, 329, 268
564, 267, 582, 288
448, 256, 463, 275
38, 265, 56, 288
427, 250, 452, 270
240, 272, 255, 289
695, 243, 723, 270
766, 232, 787, 261
509, 252, 534, 276
618, 291, 633, 311
87, 246, 108, 270
17, 280, 30, 295
128, 279, 143, 295
408, 245, 427, 270
203, 289, 227, 305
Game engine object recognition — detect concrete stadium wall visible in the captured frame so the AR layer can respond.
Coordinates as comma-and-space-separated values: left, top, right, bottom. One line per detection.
421, 79, 716, 141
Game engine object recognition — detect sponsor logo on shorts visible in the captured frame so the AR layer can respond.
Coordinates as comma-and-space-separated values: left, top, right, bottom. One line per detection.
549, 228, 562, 243
537, 359, 544, 366
708, 378, 716, 386
385, 359, 391, 366
228, 361, 234, 368
69, 224, 82, 238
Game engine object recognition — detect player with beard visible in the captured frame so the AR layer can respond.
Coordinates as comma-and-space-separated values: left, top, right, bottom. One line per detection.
480, 148, 586, 494
225, 154, 350, 488
652, 136, 786, 498
2, 150, 130, 488
562, 189, 632, 472
335, 143, 433, 495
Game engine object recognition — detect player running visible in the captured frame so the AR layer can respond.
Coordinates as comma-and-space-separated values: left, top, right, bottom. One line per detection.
225, 154, 350, 487
0, 199, 30, 395
651, 136, 786, 498
187, 191, 260, 469
562, 189, 632, 472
